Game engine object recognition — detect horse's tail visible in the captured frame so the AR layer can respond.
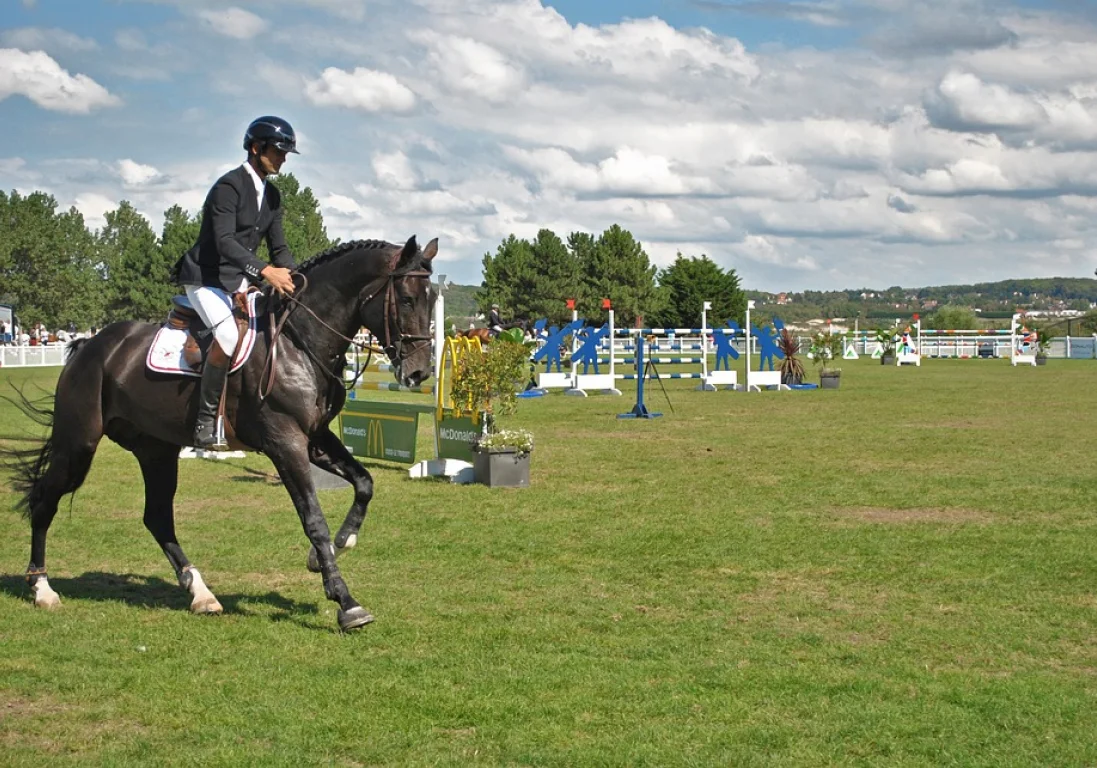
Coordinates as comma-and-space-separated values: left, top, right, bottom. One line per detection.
0, 387, 56, 521
65, 337, 92, 364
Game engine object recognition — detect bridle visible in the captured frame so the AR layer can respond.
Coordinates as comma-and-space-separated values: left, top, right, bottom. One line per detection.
258, 265, 434, 400
362, 267, 434, 366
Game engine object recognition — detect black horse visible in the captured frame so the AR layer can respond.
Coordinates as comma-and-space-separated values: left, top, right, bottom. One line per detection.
7, 236, 437, 631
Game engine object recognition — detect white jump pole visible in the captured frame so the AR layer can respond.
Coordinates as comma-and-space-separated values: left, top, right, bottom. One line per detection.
698, 301, 714, 391
608, 308, 615, 382
745, 299, 754, 391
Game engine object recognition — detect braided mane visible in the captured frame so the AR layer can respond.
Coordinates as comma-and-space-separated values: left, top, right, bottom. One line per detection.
296, 239, 398, 273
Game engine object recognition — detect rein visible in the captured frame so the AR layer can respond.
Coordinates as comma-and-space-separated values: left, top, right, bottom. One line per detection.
258, 266, 433, 401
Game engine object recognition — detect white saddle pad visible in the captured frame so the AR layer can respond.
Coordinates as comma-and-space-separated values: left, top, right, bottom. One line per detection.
145, 292, 260, 377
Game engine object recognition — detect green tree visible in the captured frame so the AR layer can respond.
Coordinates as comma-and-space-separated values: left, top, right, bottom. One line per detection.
99, 201, 174, 323
0, 190, 104, 330
478, 235, 536, 320
160, 204, 201, 282
271, 172, 334, 260
578, 224, 659, 326
522, 229, 581, 324
651, 253, 745, 329
54, 206, 106, 329
927, 304, 978, 330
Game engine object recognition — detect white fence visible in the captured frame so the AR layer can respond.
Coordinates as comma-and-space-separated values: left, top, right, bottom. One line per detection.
1, 344, 70, 368
857, 335, 1097, 360
3, 333, 1097, 371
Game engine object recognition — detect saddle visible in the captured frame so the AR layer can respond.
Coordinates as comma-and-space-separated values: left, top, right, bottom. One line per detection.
166, 291, 254, 371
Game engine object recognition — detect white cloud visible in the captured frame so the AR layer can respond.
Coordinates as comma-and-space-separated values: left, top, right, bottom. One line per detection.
301, 0, 367, 21
737, 235, 820, 271
72, 192, 119, 232
418, 33, 525, 103
0, 48, 120, 113
928, 71, 1046, 131
322, 193, 362, 216
196, 8, 268, 40
117, 159, 160, 186
303, 67, 416, 113
12, 0, 1097, 290
0, 27, 98, 52
371, 151, 420, 191
504, 146, 716, 196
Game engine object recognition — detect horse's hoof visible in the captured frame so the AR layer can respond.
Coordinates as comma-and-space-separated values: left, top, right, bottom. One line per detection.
338, 606, 374, 631
34, 594, 62, 610
191, 597, 223, 615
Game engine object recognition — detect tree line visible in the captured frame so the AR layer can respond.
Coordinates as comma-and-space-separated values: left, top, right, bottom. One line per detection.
1, 182, 750, 335
0, 174, 333, 332
477, 225, 746, 329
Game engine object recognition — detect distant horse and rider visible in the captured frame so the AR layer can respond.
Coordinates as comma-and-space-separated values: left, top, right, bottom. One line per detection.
4, 237, 438, 631
454, 303, 531, 344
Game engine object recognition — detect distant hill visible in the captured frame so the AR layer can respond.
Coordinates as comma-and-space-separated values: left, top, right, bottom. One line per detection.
443, 276, 1097, 330
746, 277, 1097, 326
441, 282, 481, 321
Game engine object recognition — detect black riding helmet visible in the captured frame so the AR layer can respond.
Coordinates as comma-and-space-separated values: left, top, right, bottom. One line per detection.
243, 115, 299, 154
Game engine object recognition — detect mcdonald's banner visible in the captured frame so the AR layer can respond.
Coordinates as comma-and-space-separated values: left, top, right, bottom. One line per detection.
437, 410, 479, 463
341, 401, 433, 464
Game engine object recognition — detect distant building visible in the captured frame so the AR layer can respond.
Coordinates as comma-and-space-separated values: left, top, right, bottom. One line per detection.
776, 292, 790, 305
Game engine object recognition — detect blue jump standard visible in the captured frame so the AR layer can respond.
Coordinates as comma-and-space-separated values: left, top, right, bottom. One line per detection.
617, 336, 662, 419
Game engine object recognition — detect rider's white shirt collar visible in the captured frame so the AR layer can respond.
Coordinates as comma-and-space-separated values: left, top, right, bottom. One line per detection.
241, 162, 266, 212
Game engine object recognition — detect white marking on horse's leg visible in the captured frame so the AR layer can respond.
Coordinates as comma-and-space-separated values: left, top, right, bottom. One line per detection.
342, 534, 358, 550
32, 577, 62, 609
184, 567, 223, 615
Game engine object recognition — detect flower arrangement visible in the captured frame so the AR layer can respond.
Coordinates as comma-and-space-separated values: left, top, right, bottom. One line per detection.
475, 428, 534, 454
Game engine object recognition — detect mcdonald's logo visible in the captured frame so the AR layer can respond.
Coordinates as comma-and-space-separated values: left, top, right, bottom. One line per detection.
367, 418, 384, 456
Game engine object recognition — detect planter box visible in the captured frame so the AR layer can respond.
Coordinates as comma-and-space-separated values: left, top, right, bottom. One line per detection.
474, 448, 531, 488
820, 373, 841, 389
881, 354, 895, 366
1036, 356, 1048, 366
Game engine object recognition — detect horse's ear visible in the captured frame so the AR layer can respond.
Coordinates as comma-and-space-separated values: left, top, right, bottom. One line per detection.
395, 235, 418, 269
423, 237, 439, 262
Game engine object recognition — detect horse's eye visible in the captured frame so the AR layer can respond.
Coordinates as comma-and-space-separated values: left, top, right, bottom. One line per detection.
400, 297, 414, 307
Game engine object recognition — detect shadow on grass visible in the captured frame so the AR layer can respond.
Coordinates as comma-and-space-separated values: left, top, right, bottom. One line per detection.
0, 571, 331, 630
230, 465, 282, 485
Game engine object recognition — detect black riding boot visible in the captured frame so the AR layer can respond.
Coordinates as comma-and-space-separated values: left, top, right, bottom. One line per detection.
193, 357, 229, 449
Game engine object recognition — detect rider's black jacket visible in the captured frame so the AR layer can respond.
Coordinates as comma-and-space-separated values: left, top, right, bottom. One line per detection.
174, 164, 296, 291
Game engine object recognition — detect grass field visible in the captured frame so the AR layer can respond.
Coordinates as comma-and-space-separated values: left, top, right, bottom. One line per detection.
1, 358, 1096, 766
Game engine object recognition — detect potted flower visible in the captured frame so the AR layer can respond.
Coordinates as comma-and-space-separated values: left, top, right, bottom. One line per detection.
810, 330, 844, 389
875, 326, 897, 365
449, 328, 536, 487
473, 427, 533, 488
777, 328, 805, 386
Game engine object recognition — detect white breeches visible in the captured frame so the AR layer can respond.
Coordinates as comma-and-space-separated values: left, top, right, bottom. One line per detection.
185, 285, 240, 357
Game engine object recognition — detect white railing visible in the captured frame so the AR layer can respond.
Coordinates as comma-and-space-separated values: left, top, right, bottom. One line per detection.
1, 344, 71, 368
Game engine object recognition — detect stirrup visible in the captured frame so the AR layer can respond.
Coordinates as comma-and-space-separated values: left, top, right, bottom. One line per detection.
193, 422, 228, 450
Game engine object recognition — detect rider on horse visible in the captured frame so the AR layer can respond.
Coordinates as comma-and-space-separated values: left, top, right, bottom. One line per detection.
489, 304, 505, 336
174, 116, 300, 449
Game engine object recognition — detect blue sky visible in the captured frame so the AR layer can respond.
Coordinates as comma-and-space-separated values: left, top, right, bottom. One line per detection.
3, 0, 1097, 292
